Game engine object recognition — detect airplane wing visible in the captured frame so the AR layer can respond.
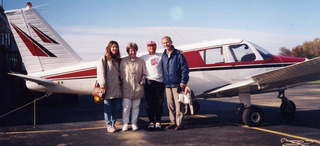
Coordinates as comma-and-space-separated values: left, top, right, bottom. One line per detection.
209, 56, 320, 95
8, 73, 56, 86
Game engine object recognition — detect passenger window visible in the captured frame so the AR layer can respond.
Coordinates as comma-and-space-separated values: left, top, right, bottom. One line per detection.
229, 44, 256, 62
200, 47, 224, 64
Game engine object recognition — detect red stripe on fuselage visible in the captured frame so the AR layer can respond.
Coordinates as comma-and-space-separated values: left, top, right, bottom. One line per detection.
45, 68, 97, 80
43, 52, 305, 80
183, 50, 305, 68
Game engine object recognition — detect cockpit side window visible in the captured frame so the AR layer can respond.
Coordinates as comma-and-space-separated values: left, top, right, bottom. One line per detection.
229, 44, 256, 62
199, 47, 224, 64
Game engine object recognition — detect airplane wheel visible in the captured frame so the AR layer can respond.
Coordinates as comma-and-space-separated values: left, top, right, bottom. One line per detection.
242, 106, 264, 126
280, 100, 296, 121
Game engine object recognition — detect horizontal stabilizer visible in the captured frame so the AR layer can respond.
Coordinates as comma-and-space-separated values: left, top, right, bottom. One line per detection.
8, 73, 56, 86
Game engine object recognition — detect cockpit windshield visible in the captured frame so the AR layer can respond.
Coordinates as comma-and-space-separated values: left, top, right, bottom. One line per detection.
229, 44, 256, 62
249, 41, 273, 59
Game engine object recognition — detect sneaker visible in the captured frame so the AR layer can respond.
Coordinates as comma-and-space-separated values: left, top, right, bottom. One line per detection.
148, 122, 155, 129
155, 122, 162, 129
132, 124, 139, 131
107, 125, 116, 133
122, 124, 129, 131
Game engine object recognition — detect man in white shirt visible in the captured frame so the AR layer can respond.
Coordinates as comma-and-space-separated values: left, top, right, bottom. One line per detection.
141, 41, 164, 130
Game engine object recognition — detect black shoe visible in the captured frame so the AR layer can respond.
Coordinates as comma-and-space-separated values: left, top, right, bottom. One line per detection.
165, 124, 176, 129
174, 125, 183, 131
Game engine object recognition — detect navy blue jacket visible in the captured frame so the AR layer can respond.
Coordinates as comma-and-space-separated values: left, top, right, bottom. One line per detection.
160, 48, 189, 88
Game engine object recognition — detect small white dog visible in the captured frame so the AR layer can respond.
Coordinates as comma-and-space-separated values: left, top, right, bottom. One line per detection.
178, 87, 195, 115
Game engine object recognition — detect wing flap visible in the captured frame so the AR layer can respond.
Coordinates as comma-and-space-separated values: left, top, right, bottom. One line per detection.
209, 79, 255, 94
252, 57, 320, 90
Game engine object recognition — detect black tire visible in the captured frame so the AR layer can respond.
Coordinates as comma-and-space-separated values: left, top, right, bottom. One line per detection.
280, 100, 296, 121
242, 106, 264, 126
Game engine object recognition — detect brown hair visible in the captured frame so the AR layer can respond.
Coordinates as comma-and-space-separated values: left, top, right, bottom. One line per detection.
105, 40, 121, 62
126, 42, 138, 53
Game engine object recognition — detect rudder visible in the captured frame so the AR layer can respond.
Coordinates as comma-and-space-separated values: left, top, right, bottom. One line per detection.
5, 4, 82, 74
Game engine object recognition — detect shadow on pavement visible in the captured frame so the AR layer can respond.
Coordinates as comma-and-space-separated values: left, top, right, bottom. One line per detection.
1, 95, 320, 130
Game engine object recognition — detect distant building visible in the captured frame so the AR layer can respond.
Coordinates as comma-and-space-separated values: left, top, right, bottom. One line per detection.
0, 5, 80, 125
0, 5, 28, 115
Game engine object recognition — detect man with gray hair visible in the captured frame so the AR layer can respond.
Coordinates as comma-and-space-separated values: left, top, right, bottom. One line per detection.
160, 36, 189, 130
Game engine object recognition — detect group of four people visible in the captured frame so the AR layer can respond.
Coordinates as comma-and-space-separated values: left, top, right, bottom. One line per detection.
96, 36, 189, 133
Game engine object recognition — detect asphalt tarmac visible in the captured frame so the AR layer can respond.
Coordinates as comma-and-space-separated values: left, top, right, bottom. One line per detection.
1, 84, 320, 146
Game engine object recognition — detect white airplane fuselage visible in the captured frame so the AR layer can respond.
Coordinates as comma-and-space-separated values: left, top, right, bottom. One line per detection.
27, 51, 303, 97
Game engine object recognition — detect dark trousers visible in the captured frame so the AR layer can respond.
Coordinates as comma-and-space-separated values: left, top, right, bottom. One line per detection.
144, 79, 165, 123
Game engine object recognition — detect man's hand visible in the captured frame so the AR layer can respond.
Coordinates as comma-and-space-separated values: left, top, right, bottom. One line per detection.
180, 83, 187, 91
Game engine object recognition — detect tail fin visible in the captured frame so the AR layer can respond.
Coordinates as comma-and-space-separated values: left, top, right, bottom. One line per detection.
5, 4, 82, 74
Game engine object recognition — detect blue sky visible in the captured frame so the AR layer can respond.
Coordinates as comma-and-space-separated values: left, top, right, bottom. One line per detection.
5, 0, 320, 60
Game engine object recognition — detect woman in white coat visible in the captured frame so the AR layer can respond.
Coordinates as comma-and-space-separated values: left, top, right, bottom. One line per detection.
120, 42, 147, 131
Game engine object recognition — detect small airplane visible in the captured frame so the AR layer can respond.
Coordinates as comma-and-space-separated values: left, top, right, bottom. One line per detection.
6, 3, 320, 126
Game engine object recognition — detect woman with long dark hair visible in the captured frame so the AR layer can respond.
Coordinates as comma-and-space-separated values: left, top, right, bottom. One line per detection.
97, 40, 122, 133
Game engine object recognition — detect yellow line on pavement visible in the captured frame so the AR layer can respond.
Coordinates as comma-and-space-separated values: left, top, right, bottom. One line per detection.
242, 125, 320, 144
192, 114, 212, 118
0, 114, 215, 135
0, 126, 106, 135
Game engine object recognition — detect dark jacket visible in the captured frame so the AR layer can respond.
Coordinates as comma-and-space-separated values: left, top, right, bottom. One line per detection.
160, 48, 189, 88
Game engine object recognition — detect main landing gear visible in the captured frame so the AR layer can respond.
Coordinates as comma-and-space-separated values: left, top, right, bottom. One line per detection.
278, 90, 296, 121
237, 90, 296, 126
238, 93, 264, 126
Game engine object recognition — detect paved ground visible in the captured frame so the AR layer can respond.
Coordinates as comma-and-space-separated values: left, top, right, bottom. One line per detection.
1, 84, 320, 146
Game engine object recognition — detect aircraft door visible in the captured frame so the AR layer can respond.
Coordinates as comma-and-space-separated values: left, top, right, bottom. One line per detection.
197, 47, 230, 92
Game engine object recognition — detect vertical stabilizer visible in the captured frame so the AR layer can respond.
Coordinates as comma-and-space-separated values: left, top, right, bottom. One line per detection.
5, 3, 82, 74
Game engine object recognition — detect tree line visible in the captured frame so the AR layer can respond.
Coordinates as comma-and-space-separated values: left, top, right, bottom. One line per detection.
279, 38, 320, 59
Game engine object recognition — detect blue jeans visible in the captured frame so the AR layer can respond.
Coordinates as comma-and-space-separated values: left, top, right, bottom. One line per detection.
104, 98, 122, 126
